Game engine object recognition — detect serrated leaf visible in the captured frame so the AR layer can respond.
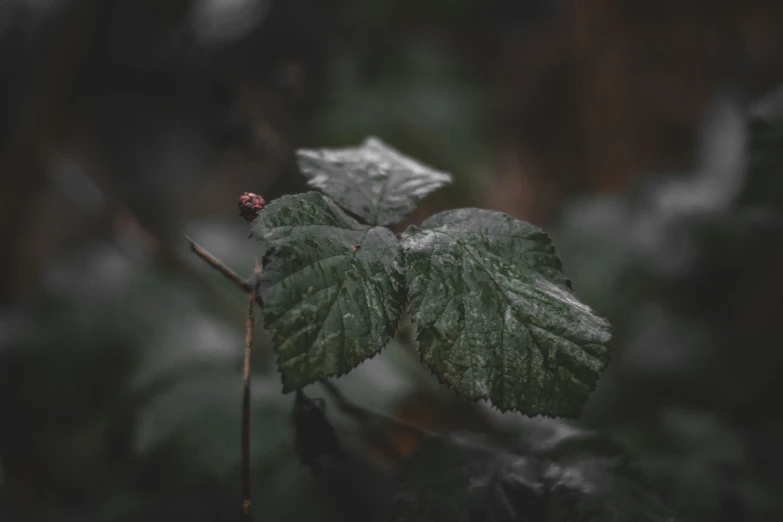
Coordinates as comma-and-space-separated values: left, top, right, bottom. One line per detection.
392, 432, 675, 522
297, 137, 453, 226
402, 209, 612, 417
251, 192, 405, 391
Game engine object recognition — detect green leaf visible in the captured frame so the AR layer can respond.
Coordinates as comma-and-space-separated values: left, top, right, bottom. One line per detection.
251, 192, 405, 391
402, 209, 612, 417
392, 432, 675, 522
296, 137, 453, 226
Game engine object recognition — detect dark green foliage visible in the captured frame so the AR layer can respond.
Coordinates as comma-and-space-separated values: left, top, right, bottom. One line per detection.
402, 209, 612, 416
249, 139, 613, 417
297, 137, 453, 226
251, 192, 406, 391
391, 432, 675, 522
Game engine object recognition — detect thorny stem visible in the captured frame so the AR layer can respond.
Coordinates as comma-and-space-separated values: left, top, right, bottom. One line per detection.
242, 260, 261, 520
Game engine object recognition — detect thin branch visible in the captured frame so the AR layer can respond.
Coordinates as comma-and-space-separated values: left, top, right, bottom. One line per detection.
186, 236, 253, 293
242, 260, 261, 520
186, 238, 440, 456
104, 205, 247, 318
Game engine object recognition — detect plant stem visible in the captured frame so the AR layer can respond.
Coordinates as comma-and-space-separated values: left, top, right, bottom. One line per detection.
185, 236, 253, 293
186, 240, 439, 462
242, 260, 260, 520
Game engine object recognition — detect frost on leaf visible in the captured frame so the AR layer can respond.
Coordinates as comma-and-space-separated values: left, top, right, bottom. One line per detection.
391, 431, 676, 522
296, 137, 453, 227
251, 192, 405, 391
402, 208, 612, 417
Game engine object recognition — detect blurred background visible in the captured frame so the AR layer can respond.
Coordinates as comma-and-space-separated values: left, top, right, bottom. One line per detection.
2, 0, 783, 520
